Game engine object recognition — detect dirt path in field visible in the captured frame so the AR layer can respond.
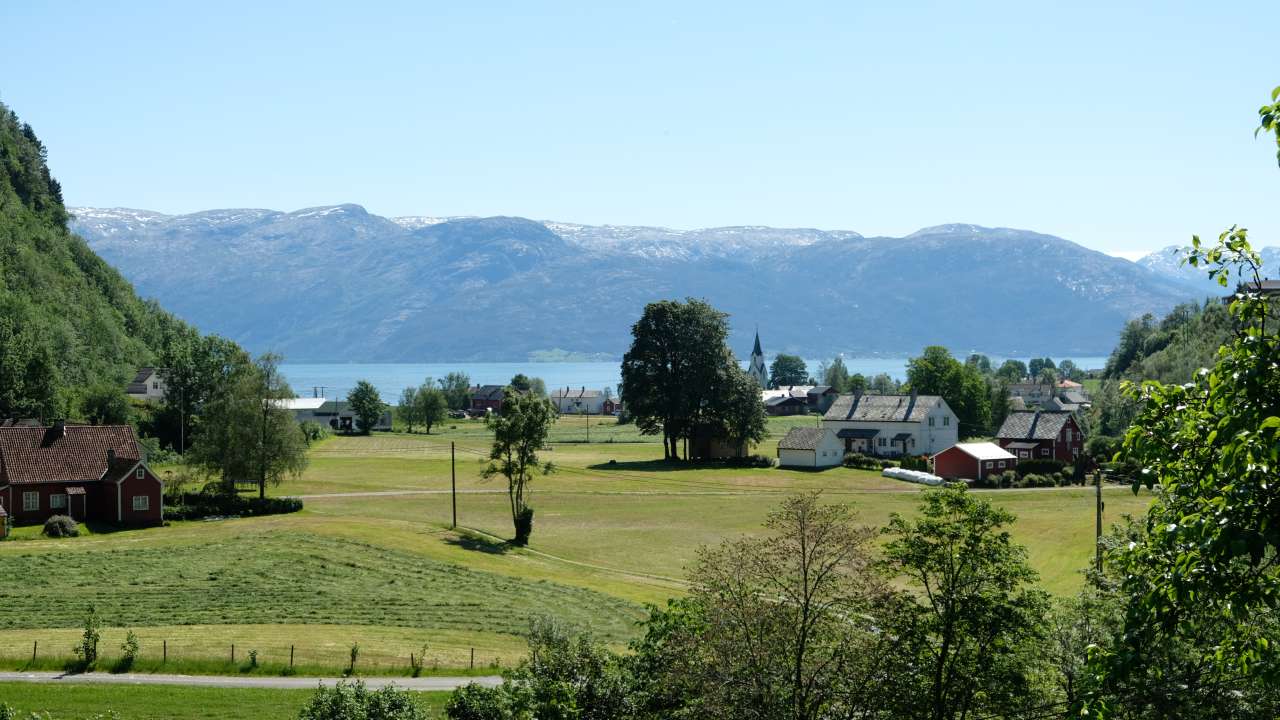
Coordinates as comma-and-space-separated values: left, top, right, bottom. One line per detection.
0, 670, 500, 691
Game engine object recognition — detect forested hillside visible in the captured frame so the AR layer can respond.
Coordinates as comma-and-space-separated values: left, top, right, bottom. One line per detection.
0, 102, 206, 420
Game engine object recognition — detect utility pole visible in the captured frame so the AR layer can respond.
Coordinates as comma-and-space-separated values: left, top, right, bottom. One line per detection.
1095, 469, 1104, 574
451, 441, 457, 529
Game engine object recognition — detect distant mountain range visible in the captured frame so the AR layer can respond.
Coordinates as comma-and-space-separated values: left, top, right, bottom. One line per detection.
1135, 244, 1280, 297
70, 206, 1208, 362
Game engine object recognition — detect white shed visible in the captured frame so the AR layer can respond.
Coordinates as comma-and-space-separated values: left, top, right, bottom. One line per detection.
777, 427, 844, 468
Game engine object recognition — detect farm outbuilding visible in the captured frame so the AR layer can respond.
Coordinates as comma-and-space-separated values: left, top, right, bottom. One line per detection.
777, 427, 843, 468
931, 442, 1017, 482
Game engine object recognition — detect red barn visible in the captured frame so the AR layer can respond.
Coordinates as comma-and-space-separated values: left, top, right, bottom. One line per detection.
0, 424, 163, 527
469, 385, 507, 414
932, 442, 1017, 481
995, 410, 1084, 463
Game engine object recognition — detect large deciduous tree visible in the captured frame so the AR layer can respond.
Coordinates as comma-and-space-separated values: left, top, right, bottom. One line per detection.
483, 389, 555, 545
347, 380, 384, 434
906, 345, 992, 437
621, 299, 745, 460
768, 353, 809, 388
437, 372, 472, 410
189, 352, 308, 498
415, 383, 448, 434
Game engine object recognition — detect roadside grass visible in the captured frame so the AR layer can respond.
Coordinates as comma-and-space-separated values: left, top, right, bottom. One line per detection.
0, 625, 523, 676
0, 683, 450, 720
0, 416, 1154, 673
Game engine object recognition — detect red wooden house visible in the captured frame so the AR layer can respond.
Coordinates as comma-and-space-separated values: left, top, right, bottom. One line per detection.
995, 411, 1084, 463
469, 385, 508, 414
932, 442, 1017, 481
0, 424, 163, 527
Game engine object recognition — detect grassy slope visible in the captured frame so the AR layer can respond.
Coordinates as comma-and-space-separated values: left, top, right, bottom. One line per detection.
0, 683, 450, 720
0, 416, 1153, 674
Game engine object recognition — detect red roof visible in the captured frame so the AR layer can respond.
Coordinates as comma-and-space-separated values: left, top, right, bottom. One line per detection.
0, 425, 142, 486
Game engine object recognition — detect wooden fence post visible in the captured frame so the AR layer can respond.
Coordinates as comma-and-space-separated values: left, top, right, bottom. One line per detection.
31, 640, 37, 664
231, 644, 235, 664
163, 640, 167, 663
470, 647, 474, 669
290, 645, 295, 667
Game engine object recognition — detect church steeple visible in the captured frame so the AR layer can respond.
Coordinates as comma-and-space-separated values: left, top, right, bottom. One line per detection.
748, 329, 768, 388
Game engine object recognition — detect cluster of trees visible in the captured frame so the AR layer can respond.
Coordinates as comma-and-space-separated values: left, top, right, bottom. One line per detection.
621, 299, 767, 460
397, 382, 449, 433
445, 485, 1272, 720
816, 357, 900, 395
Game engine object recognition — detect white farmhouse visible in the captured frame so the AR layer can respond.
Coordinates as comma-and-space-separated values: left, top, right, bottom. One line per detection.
548, 387, 615, 415
777, 427, 843, 468
822, 392, 958, 457
125, 367, 167, 402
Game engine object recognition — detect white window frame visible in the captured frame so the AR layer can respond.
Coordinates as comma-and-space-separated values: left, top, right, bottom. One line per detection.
928, 417, 935, 427
998, 460, 1006, 469
132, 495, 150, 511
1040, 448, 1051, 457
50, 493, 68, 510
23, 491, 39, 512
135, 467, 145, 479
943, 416, 950, 426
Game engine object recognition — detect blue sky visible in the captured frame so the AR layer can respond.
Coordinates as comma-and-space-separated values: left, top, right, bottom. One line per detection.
3, 1, 1277, 257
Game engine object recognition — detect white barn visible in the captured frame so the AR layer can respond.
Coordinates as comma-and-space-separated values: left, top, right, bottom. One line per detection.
548, 387, 614, 415
777, 427, 844, 468
822, 392, 959, 457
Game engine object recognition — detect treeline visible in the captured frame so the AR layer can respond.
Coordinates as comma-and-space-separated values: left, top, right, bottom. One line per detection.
444, 487, 1279, 720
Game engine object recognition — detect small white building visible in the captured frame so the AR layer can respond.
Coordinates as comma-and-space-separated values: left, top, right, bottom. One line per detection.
822, 392, 959, 457
777, 427, 844, 468
548, 387, 615, 415
125, 368, 167, 402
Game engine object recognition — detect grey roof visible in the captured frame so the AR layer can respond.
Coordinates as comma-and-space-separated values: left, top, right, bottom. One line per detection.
470, 385, 506, 400
778, 427, 828, 450
1060, 390, 1089, 405
1045, 397, 1080, 412
996, 411, 1072, 440
837, 428, 880, 439
808, 385, 836, 395
823, 393, 944, 423
766, 395, 806, 407
549, 387, 604, 399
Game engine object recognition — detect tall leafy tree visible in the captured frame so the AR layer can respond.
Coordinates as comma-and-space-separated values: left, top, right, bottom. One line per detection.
881, 487, 1050, 720
397, 386, 421, 433
189, 353, 308, 498
716, 365, 768, 452
620, 299, 738, 460
906, 346, 991, 437
996, 359, 1028, 382
437, 372, 472, 410
415, 384, 448, 434
819, 356, 851, 392
768, 353, 809, 388
482, 389, 555, 545
347, 380, 384, 434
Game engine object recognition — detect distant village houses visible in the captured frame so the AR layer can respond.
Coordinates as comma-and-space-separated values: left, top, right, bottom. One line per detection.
280, 397, 393, 432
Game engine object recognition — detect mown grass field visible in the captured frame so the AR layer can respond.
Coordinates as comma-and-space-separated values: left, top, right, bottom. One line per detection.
0, 683, 450, 720
0, 415, 1154, 676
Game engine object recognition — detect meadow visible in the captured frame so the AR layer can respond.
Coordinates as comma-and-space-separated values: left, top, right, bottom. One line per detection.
0, 415, 1153, 677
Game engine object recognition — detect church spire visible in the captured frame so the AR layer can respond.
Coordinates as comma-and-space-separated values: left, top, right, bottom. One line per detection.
748, 328, 768, 388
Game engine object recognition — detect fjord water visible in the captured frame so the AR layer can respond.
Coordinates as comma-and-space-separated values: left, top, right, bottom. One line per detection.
280, 357, 1108, 402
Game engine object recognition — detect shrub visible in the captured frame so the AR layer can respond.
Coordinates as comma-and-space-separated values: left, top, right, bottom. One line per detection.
1085, 434, 1124, 463
842, 452, 881, 471
299, 680, 427, 720
43, 515, 79, 538
164, 493, 303, 521
410, 645, 428, 678
300, 421, 331, 445
74, 606, 102, 670
899, 454, 930, 472
726, 453, 774, 468
117, 630, 139, 671
879, 460, 895, 469
446, 683, 519, 720
137, 435, 180, 465
1016, 459, 1065, 477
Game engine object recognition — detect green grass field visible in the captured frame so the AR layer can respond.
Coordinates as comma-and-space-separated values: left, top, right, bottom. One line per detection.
0, 415, 1153, 677
0, 683, 450, 720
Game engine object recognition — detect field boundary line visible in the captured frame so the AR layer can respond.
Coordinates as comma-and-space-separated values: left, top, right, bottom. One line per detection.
0, 670, 499, 691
